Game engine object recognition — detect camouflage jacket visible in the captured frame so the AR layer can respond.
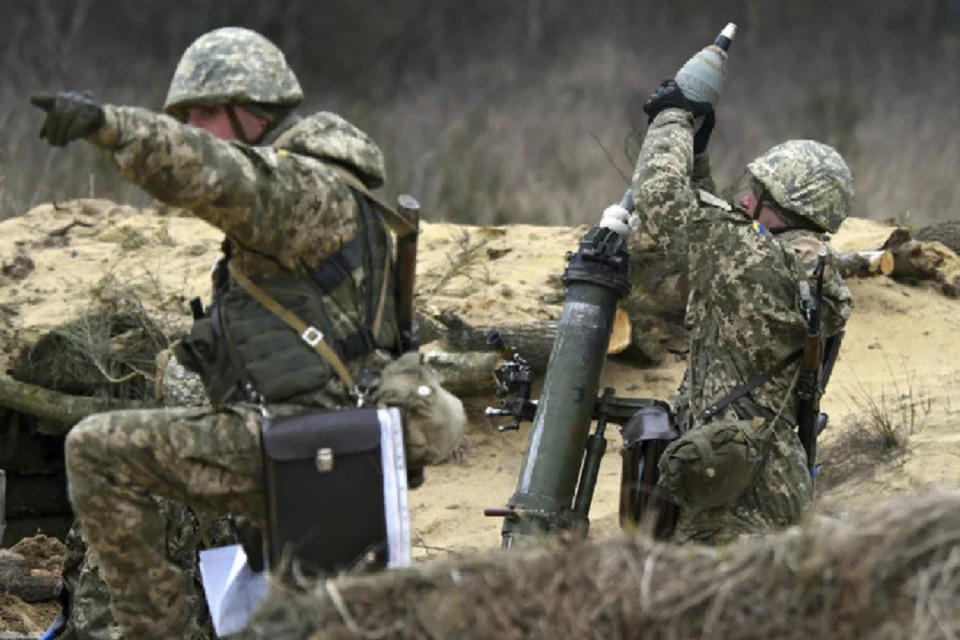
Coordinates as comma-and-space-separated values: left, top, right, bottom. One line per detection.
89, 107, 386, 280
89, 108, 401, 407
631, 108, 853, 432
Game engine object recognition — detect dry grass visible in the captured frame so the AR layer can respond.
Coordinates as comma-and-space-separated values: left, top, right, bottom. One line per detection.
236, 490, 960, 640
7, 271, 174, 402
2, 6, 958, 227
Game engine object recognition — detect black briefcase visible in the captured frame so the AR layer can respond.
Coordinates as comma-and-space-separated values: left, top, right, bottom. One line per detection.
260, 407, 390, 579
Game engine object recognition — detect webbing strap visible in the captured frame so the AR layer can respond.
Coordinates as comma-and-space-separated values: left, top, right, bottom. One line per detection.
700, 349, 802, 422
327, 165, 417, 237
228, 263, 357, 391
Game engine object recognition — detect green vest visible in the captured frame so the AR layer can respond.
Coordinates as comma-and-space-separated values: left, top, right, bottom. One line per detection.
175, 187, 400, 408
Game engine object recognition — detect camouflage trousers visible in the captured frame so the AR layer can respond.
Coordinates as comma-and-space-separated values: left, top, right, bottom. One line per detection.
59, 504, 236, 640
64, 404, 266, 639
671, 418, 814, 545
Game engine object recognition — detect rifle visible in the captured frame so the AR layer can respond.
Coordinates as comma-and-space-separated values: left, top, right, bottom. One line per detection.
795, 252, 827, 474
394, 195, 421, 353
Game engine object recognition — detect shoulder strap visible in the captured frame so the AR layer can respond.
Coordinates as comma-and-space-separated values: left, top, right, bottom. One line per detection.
326, 165, 417, 238
700, 349, 802, 422
325, 164, 401, 341
227, 263, 357, 392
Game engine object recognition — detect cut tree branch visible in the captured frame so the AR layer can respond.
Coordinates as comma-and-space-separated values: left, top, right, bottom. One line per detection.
0, 373, 144, 435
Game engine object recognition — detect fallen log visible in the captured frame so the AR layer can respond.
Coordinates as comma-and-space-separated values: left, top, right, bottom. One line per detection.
422, 351, 500, 397
238, 491, 960, 640
836, 249, 894, 278
439, 321, 557, 373
0, 373, 144, 435
0, 551, 58, 603
430, 309, 634, 375
881, 234, 960, 298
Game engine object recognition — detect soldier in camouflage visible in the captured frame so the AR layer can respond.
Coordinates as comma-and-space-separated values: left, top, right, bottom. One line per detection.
31, 26, 465, 638
628, 79, 853, 544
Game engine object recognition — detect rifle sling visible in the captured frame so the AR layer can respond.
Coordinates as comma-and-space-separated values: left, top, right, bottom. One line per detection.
327, 166, 417, 238
700, 348, 803, 422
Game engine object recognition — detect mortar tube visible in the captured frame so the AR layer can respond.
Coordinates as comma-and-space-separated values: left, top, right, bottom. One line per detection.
500, 226, 630, 548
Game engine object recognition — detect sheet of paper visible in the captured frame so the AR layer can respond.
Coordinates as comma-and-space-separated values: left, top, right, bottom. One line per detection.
199, 543, 268, 637
378, 407, 411, 568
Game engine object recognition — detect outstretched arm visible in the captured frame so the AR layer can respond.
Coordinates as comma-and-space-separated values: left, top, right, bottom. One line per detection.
89, 106, 356, 270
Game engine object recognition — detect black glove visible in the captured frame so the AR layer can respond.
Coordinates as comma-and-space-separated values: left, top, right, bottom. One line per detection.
30, 91, 105, 147
642, 79, 716, 154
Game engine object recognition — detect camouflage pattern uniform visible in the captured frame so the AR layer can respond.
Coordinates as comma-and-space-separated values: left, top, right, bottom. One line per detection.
58, 353, 229, 640
631, 108, 853, 544
58, 27, 464, 639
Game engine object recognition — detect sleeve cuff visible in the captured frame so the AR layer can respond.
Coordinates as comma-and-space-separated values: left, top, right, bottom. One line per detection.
87, 104, 122, 149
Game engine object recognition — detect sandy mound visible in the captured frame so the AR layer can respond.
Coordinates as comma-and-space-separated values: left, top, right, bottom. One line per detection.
7, 536, 65, 574
0, 537, 64, 634
3, 199, 960, 541
4, 200, 960, 633
0, 593, 59, 634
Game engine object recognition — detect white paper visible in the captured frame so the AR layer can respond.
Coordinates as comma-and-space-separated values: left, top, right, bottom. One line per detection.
378, 407, 412, 568
198, 544, 268, 637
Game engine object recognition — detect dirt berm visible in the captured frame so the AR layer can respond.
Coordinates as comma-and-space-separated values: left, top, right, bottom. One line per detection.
3, 199, 960, 635
237, 490, 960, 640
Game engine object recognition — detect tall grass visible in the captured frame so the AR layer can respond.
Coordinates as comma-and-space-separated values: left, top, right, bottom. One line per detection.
1, 1, 958, 226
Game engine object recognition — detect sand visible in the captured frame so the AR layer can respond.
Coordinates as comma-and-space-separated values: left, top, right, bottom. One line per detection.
3, 201, 960, 632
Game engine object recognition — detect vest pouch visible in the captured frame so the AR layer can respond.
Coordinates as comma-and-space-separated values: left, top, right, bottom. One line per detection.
173, 317, 242, 406
656, 417, 768, 513
619, 404, 680, 539
260, 407, 390, 579
173, 317, 217, 377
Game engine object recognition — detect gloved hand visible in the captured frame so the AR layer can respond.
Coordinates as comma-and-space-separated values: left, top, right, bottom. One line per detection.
642, 79, 716, 154
30, 91, 105, 147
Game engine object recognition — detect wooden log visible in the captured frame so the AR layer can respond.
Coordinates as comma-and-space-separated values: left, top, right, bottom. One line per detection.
422, 351, 500, 397
0, 550, 59, 603
439, 320, 557, 374
836, 250, 894, 278
0, 373, 143, 436
883, 237, 960, 298
432, 310, 634, 374
607, 308, 632, 355
888, 240, 930, 279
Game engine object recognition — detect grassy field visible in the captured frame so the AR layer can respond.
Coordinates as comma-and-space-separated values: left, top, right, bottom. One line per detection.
1, 1, 957, 226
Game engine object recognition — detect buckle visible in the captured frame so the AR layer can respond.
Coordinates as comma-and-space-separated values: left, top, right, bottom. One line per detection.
315, 447, 334, 473
301, 326, 324, 347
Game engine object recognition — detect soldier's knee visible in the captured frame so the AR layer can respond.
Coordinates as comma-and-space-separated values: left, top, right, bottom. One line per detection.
64, 412, 115, 480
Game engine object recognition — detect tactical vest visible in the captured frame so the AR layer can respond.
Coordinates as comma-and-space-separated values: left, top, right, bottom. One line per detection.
177, 186, 400, 408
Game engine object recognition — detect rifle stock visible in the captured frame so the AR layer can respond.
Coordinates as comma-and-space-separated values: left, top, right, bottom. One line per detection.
395, 195, 420, 353
796, 253, 827, 473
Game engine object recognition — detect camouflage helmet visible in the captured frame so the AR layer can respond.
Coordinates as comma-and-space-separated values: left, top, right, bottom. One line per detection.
164, 27, 304, 119
746, 140, 854, 233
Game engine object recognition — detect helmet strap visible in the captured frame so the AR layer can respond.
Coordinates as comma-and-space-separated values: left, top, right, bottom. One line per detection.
226, 103, 289, 146
226, 105, 256, 145
750, 184, 767, 221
